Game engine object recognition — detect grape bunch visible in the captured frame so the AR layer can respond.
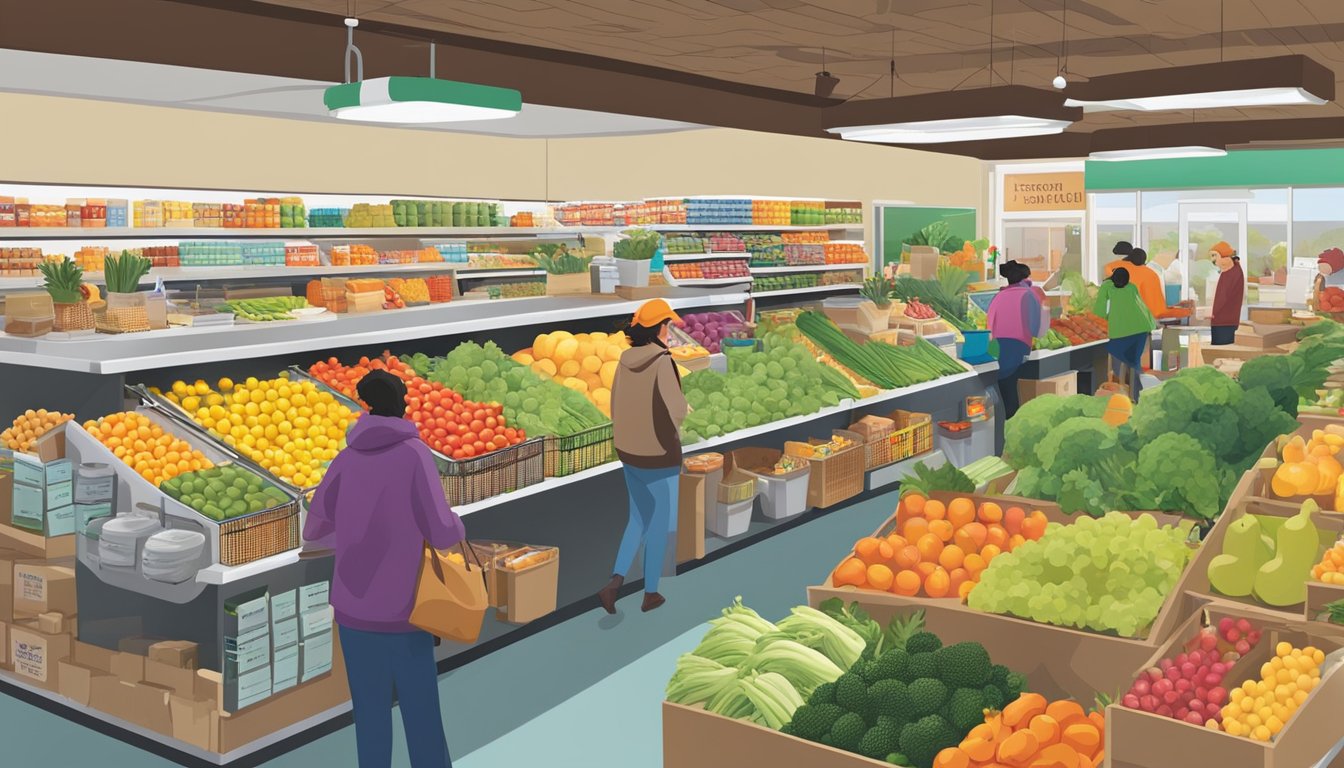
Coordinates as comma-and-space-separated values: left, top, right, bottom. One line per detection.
966, 512, 1192, 637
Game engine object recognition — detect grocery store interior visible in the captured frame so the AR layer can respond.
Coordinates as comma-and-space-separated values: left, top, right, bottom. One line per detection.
4, 1, 1344, 767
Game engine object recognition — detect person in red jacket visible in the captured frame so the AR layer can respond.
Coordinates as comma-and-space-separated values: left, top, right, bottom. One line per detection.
1209, 241, 1244, 345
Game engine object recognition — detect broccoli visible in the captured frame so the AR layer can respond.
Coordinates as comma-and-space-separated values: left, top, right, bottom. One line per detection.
830, 712, 868, 753
869, 679, 911, 722
906, 652, 938, 681
981, 684, 1006, 712
859, 719, 904, 760
989, 664, 1010, 688
779, 723, 794, 736
906, 678, 949, 718
906, 632, 942, 655
872, 648, 910, 682
1130, 432, 1225, 520
1237, 355, 1304, 415
861, 657, 885, 685
790, 703, 845, 741
1003, 394, 1106, 469
836, 672, 870, 716
898, 715, 959, 768
934, 642, 992, 688
810, 681, 837, 705
944, 687, 988, 732
1002, 671, 1028, 702
1037, 417, 1124, 477
886, 753, 912, 766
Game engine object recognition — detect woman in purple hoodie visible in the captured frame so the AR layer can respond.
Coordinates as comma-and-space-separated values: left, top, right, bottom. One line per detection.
306, 369, 465, 768
986, 260, 1044, 418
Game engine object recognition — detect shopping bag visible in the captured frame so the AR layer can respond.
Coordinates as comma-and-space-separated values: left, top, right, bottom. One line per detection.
410, 541, 488, 643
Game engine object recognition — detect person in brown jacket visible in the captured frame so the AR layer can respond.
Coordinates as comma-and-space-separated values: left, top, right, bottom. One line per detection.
1209, 241, 1244, 345
598, 299, 689, 614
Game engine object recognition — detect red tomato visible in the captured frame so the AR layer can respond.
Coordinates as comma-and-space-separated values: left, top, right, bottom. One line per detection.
472, 440, 486, 454
479, 428, 495, 443
469, 419, 485, 433
432, 427, 447, 439
485, 417, 498, 430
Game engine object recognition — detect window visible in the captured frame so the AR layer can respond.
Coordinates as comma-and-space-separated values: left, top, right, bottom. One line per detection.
1002, 221, 1081, 280
1293, 187, 1344, 266
1091, 192, 1136, 278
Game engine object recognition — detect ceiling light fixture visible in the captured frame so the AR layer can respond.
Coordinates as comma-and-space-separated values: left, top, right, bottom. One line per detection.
825, 85, 1080, 145
1089, 145, 1228, 162
830, 115, 1071, 144
324, 19, 521, 123
1051, 0, 1068, 89
814, 47, 840, 98
1064, 55, 1332, 112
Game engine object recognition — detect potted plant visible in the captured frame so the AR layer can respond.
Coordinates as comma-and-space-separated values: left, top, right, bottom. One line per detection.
39, 258, 95, 332
533, 243, 594, 296
97, 250, 152, 333
858, 275, 893, 333
612, 229, 660, 287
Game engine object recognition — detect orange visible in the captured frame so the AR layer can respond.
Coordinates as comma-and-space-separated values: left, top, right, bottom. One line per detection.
893, 569, 922, 596
1003, 506, 1026, 536
1022, 511, 1048, 541
979, 501, 1003, 524
1008, 534, 1027, 551
963, 552, 988, 576
948, 497, 976, 528
854, 536, 884, 565
904, 517, 930, 542
929, 519, 955, 542
895, 545, 922, 570
939, 544, 966, 571
833, 557, 867, 587
957, 522, 988, 551
948, 567, 970, 595
902, 493, 927, 519
923, 499, 947, 521
885, 534, 908, 553
981, 543, 1002, 563
985, 524, 1009, 550
866, 564, 895, 591
958, 580, 976, 600
925, 567, 951, 598
917, 533, 945, 561
915, 561, 938, 579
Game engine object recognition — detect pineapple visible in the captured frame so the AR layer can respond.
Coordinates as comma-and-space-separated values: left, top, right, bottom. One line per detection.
38, 258, 85, 304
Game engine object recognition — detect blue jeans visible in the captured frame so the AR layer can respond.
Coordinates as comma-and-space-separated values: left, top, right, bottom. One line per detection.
1107, 332, 1148, 398
338, 625, 451, 768
996, 338, 1031, 418
614, 464, 680, 593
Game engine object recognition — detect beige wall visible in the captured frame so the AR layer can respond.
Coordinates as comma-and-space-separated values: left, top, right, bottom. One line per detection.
0, 92, 984, 242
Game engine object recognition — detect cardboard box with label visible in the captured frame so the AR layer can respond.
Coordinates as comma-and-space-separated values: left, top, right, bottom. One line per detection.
13, 561, 76, 619
10, 622, 71, 689
11, 454, 74, 537
1019, 370, 1079, 405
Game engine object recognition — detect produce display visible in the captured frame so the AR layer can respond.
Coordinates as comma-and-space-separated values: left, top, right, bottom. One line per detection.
1120, 617, 1262, 727
1205, 501, 1324, 607
511, 330, 628, 416
755, 273, 819, 292
382, 285, 405, 309
218, 296, 309, 322
676, 311, 749, 353
933, 694, 1105, 768
82, 411, 214, 485
787, 433, 856, 459
2, 409, 75, 452
479, 280, 546, 299
160, 375, 355, 489
663, 234, 704, 254
831, 494, 1049, 599
667, 259, 750, 281
679, 333, 860, 441
1214, 641, 1325, 741
1298, 387, 1344, 417
1311, 540, 1344, 585
404, 377, 525, 459
890, 267, 974, 331
388, 277, 430, 304
103, 250, 152, 293
1050, 314, 1107, 344
796, 311, 967, 390
161, 464, 291, 521
967, 512, 1192, 638
903, 299, 939, 321
825, 243, 868, 264
1267, 428, 1343, 501
1318, 286, 1344, 314
1003, 369, 1298, 520
1032, 329, 1071, 351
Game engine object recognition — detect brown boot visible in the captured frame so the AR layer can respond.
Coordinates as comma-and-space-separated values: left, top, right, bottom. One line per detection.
597, 575, 623, 614
641, 592, 666, 613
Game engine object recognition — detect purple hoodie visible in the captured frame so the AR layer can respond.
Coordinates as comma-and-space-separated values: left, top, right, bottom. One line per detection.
305, 415, 466, 633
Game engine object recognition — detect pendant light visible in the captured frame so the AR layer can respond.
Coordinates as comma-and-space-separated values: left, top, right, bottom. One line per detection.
1089, 146, 1228, 162
324, 18, 521, 123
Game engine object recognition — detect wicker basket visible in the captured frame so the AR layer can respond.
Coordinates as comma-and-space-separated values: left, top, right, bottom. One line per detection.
95, 292, 150, 333
439, 437, 545, 506
849, 414, 896, 470
543, 423, 614, 477
53, 301, 94, 332
887, 409, 933, 462
797, 430, 865, 509
218, 502, 301, 566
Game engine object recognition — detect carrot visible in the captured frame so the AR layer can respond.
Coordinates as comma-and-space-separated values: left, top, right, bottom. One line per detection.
1029, 714, 1061, 747
1087, 710, 1106, 734
1061, 723, 1101, 758
1003, 693, 1048, 728
1045, 700, 1087, 730
934, 748, 970, 768
997, 729, 1040, 766
1028, 743, 1081, 768
961, 736, 995, 763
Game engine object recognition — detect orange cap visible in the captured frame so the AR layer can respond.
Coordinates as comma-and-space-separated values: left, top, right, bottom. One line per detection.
631, 298, 681, 328
1210, 241, 1236, 258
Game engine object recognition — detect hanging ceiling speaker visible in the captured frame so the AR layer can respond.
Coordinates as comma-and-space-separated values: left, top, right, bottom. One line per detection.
815, 71, 840, 98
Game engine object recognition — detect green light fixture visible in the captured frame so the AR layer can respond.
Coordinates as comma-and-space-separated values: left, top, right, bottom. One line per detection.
323, 19, 521, 124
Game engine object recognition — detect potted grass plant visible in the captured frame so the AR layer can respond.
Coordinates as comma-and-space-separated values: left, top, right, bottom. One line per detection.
612, 229, 660, 287
97, 250, 153, 333
533, 243, 594, 296
39, 258, 95, 332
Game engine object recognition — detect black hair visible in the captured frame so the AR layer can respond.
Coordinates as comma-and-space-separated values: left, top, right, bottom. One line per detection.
356, 369, 408, 417
1111, 266, 1131, 288
1125, 248, 1148, 267
998, 260, 1031, 285
1113, 241, 1134, 256
627, 319, 669, 348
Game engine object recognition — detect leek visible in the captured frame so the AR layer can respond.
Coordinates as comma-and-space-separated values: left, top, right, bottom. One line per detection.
665, 654, 737, 705
775, 605, 867, 671
738, 672, 804, 730
740, 637, 843, 697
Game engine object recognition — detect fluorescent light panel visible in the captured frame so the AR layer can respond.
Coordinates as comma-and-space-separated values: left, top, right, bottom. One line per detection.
1089, 146, 1228, 162
325, 76, 521, 124
827, 115, 1072, 144
1067, 86, 1326, 112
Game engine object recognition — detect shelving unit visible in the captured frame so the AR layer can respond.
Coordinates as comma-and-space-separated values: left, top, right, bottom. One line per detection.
750, 283, 862, 298
749, 264, 867, 274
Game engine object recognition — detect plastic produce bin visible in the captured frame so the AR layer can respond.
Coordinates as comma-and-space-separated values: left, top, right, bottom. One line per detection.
728, 448, 811, 520
707, 498, 752, 538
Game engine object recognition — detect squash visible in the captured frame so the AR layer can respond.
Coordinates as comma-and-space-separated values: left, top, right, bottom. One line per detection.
1313, 455, 1342, 495
1100, 394, 1133, 426
1207, 514, 1263, 597
1273, 461, 1320, 498
1337, 474, 1344, 515
1253, 500, 1322, 606
1282, 435, 1308, 464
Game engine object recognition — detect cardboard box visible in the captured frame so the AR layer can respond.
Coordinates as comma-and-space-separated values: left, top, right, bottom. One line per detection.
117, 635, 163, 655
169, 695, 215, 751
272, 617, 299, 651
676, 468, 718, 563
270, 589, 297, 624
299, 581, 329, 614
731, 447, 811, 520
0, 522, 75, 560
57, 660, 110, 706
1019, 370, 1079, 405
0, 548, 16, 620
494, 549, 560, 624
300, 631, 333, 683
10, 623, 71, 688
226, 589, 270, 635
299, 605, 333, 639
226, 627, 271, 674
806, 491, 1199, 702
1107, 604, 1344, 768
12, 455, 72, 487
110, 651, 145, 682
0, 471, 11, 527
664, 700, 889, 768
145, 658, 197, 695
1235, 322, 1301, 350
1248, 305, 1293, 325
13, 561, 76, 619
195, 668, 224, 709
36, 611, 64, 634
908, 245, 940, 279
73, 640, 116, 672
217, 663, 350, 753
0, 620, 8, 668
147, 640, 198, 670
89, 678, 173, 735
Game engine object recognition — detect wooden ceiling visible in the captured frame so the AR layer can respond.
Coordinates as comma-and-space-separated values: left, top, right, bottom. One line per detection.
6, 0, 1344, 158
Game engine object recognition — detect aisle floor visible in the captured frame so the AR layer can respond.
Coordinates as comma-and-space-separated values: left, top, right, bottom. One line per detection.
0, 490, 898, 768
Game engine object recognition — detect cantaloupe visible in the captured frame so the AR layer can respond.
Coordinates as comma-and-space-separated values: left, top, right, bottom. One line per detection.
1101, 394, 1133, 426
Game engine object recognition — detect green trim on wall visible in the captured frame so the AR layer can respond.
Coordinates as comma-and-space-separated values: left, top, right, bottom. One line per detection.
879, 206, 976, 265
1085, 149, 1344, 191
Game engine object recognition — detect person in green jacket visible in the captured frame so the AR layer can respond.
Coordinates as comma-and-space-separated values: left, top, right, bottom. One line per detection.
1093, 267, 1156, 398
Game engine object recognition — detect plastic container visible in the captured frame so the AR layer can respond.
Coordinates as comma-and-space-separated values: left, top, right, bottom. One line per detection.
958, 329, 993, 363
75, 462, 116, 504
683, 453, 724, 474
707, 498, 752, 538
4, 292, 55, 337
99, 514, 164, 568
141, 528, 207, 583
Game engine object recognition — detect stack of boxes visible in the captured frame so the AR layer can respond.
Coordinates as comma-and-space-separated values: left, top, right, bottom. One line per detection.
299, 581, 333, 683
12, 450, 75, 538
5, 554, 78, 692
223, 588, 272, 712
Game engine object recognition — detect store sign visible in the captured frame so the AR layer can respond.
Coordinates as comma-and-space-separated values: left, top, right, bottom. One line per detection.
1003, 172, 1085, 212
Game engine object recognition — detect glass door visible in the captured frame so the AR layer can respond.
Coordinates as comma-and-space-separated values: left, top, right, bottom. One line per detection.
1176, 202, 1247, 309
1001, 219, 1082, 281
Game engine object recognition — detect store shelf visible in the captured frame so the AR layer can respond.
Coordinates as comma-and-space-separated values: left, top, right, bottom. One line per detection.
453, 269, 546, 279
0, 262, 466, 290
663, 275, 753, 287
749, 264, 868, 274
647, 224, 861, 232
1027, 338, 1108, 360
750, 283, 862, 298
196, 549, 303, 585
661, 252, 751, 262
0, 291, 750, 374
0, 225, 618, 240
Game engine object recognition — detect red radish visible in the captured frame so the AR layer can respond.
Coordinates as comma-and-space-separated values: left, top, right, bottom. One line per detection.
1156, 704, 1174, 718
1219, 617, 1234, 634
1235, 639, 1251, 655
1123, 694, 1141, 709
1184, 711, 1207, 725
1123, 617, 1264, 726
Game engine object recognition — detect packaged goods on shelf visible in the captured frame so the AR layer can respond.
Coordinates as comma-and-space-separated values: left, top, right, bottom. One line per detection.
666, 259, 750, 282
664, 234, 705, 255
106, 199, 128, 228
780, 231, 829, 245
824, 243, 868, 264
329, 244, 378, 266
744, 234, 786, 266
556, 202, 616, 227
751, 198, 791, 225
5, 292, 55, 337
426, 274, 454, 302
433, 241, 470, 263
754, 273, 820, 292
645, 198, 688, 225
509, 211, 535, 227
0, 196, 14, 226
476, 279, 546, 300
824, 201, 863, 224
344, 203, 395, 228
0, 247, 49, 276
176, 241, 285, 267
387, 277, 430, 305
306, 208, 347, 228
783, 244, 826, 266
192, 203, 223, 228
790, 200, 826, 226
706, 233, 746, 252
73, 246, 110, 272
284, 244, 320, 267
686, 197, 753, 226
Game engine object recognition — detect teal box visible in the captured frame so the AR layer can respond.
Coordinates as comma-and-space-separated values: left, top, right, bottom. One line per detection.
76, 501, 113, 528
272, 617, 299, 650
46, 481, 72, 509
299, 581, 329, 613
270, 589, 297, 624
13, 456, 72, 487
45, 504, 75, 537
12, 483, 44, 528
